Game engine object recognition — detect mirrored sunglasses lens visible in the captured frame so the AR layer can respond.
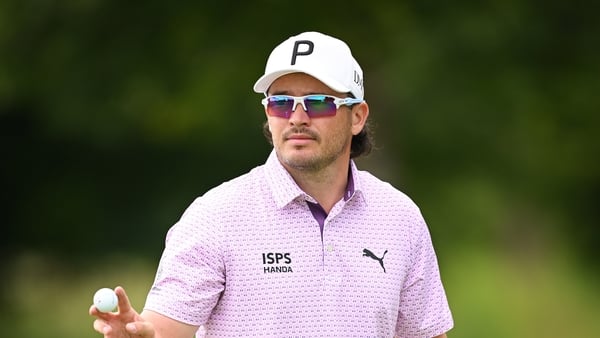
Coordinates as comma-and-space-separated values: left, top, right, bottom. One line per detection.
267, 97, 294, 117
305, 96, 336, 116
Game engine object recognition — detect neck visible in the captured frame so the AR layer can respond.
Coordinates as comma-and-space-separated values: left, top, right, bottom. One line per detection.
285, 158, 350, 214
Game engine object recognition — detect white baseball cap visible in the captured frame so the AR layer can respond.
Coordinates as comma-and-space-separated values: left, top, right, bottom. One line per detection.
253, 31, 364, 100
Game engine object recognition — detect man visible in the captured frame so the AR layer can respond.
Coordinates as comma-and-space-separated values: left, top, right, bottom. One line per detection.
90, 31, 453, 338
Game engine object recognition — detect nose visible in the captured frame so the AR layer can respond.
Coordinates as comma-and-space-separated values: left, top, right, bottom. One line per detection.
288, 101, 310, 125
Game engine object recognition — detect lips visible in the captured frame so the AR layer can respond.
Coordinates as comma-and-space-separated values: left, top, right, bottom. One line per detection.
283, 128, 318, 141
286, 134, 314, 140
285, 134, 316, 147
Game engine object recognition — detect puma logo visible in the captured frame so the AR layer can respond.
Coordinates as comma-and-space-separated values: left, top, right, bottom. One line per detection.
363, 248, 388, 273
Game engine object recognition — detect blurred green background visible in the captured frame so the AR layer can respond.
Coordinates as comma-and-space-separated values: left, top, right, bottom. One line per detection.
1, 1, 598, 337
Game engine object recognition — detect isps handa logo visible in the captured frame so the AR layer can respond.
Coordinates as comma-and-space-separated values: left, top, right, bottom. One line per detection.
262, 252, 293, 274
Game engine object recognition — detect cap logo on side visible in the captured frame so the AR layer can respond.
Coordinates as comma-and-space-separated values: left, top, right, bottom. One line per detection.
291, 40, 314, 65
354, 70, 363, 91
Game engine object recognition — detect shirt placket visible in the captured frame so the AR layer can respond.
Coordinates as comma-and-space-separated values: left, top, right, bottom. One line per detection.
321, 201, 345, 287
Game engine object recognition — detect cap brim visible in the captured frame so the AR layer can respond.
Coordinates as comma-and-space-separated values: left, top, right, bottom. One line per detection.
253, 68, 351, 95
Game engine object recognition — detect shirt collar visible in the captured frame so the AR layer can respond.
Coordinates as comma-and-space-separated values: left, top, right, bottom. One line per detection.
264, 150, 365, 209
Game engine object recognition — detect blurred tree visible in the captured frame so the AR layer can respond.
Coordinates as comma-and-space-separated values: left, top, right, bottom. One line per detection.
1, 1, 599, 337
0, 0, 598, 266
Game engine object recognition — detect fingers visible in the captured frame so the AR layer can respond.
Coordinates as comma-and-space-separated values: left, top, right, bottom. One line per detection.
89, 303, 97, 316
91, 319, 155, 336
125, 320, 155, 336
89, 303, 112, 318
93, 318, 112, 335
92, 318, 153, 336
89, 286, 141, 337
114, 286, 133, 314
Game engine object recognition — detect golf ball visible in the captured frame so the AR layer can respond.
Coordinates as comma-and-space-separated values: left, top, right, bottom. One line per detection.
93, 288, 118, 313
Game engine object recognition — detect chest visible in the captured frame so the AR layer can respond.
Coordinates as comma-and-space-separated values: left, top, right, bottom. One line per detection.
220, 204, 414, 301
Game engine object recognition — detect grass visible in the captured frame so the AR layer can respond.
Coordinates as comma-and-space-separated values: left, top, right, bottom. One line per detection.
443, 247, 600, 337
2, 252, 156, 338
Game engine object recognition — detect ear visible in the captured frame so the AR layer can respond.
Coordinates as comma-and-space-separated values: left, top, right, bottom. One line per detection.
350, 101, 369, 136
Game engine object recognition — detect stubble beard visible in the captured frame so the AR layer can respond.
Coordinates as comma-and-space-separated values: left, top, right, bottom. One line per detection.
281, 151, 332, 173
278, 139, 349, 174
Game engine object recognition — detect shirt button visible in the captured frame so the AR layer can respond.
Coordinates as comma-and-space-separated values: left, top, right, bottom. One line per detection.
326, 244, 334, 252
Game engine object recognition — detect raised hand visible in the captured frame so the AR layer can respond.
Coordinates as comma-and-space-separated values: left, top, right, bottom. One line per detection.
89, 286, 155, 338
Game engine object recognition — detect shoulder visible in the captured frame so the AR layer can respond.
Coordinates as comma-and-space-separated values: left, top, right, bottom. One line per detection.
357, 169, 421, 211
354, 170, 430, 243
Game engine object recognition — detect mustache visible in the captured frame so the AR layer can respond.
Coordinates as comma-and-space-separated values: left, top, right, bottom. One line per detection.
283, 127, 319, 140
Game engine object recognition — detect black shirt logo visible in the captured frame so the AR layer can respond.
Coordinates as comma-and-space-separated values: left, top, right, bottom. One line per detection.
363, 248, 388, 273
262, 252, 293, 274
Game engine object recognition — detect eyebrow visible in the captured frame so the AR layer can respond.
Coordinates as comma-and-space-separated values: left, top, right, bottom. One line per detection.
269, 90, 289, 96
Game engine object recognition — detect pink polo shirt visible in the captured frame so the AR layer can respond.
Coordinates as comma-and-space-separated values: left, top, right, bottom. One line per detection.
144, 150, 453, 337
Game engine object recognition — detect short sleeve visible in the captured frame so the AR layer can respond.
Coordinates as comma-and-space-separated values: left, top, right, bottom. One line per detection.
143, 198, 226, 326
395, 215, 453, 337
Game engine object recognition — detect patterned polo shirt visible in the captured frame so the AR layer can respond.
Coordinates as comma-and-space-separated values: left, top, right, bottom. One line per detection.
144, 150, 453, 337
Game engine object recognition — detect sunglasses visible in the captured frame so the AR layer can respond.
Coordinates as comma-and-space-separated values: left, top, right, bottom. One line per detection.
261, 95, 363, 118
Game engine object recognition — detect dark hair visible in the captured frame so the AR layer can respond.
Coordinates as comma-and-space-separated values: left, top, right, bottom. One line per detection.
261, 117, 374, 159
